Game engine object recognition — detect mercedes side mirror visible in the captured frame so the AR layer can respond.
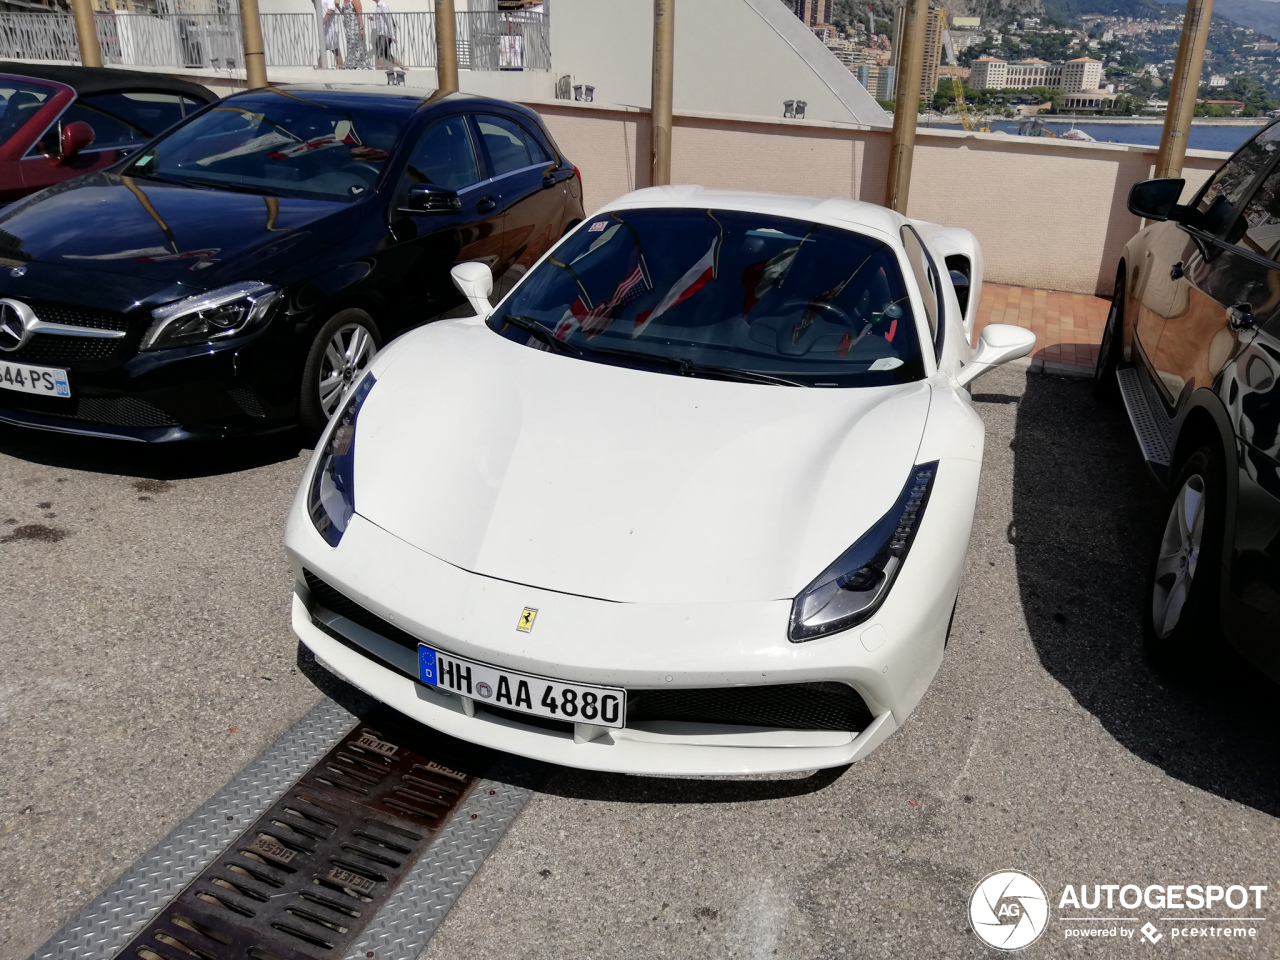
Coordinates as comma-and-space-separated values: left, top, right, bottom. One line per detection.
451, 261, 494, 318
1128, 178, 1185, 222
957, 323, 1038, 387
398, 183, 462, 215
57, 120, 95, 164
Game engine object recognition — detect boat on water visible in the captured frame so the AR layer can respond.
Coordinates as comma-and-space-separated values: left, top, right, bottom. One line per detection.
1017, 117, 1098, 141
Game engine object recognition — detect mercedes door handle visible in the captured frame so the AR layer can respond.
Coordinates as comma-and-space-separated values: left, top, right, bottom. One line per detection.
476, 196, 497, 214
1228, 301, 1256, 331
1170, 261, 1184, 280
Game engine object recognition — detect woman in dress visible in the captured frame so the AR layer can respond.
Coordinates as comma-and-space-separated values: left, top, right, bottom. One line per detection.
341, 0, 371, 70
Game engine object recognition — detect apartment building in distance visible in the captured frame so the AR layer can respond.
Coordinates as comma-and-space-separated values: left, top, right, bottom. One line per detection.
968, 56, 1103, 92
920, 7, 945, 96
791, 0, 833, 29
855, 63, 896, 99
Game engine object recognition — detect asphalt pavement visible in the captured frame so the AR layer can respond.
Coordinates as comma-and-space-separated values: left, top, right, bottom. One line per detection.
2, 362, 1278, 960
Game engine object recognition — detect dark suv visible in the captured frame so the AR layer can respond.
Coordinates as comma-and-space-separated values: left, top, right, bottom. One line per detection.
0, 86, 582, 441
1097, 124, 1280, 680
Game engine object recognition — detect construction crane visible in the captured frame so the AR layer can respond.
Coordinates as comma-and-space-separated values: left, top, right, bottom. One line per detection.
950, 73, 989, 133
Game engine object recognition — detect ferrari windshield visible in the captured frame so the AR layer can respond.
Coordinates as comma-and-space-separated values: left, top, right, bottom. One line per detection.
491, 208, 925, 387
124, 93, 407, 202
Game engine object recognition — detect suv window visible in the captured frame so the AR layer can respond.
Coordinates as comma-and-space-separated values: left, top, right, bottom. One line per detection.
476, 113, 544, 175
900, 226, 942, 357
402, 115, 479, 191
1194, 122, 1280, 238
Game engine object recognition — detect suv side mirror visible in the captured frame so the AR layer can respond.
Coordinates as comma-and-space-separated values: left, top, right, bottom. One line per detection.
57, 120, 95, 164
398, 183, 461, 215
451, 261, 494, 318
957, 323, 1037, 387
1128, 178, 1185, 222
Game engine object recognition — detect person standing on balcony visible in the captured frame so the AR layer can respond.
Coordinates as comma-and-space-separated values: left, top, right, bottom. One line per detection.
321, 0, 343, 69
374, 0, 407, 74
341, 0, 372, 70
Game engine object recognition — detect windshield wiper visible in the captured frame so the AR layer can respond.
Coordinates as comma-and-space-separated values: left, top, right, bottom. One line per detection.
499, 314, 582, 356
585, 346, 803, 386
170, 176, 277, 197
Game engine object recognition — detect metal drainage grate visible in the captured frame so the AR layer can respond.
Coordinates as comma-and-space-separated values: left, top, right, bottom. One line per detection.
124, 721, 483, 960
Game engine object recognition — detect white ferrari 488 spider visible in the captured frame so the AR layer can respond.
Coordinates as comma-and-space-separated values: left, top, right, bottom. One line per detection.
285, 186, 1035, 775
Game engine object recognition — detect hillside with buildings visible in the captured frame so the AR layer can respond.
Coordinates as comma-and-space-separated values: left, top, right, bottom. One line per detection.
783, 0, 1280, 116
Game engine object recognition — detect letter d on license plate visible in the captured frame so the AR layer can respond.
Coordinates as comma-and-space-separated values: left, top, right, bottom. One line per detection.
418, 644, 626, 729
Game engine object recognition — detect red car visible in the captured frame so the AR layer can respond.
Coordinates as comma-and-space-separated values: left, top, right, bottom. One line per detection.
0, 61, 215, 205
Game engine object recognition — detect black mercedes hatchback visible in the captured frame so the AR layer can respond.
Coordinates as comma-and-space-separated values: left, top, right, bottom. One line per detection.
0, 86, 583, 441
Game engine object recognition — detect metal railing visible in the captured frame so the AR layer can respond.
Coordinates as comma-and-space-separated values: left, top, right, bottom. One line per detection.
0, 10, 550, 72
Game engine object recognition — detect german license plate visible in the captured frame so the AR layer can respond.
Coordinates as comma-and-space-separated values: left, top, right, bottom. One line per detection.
0, 359, 69, 397
419, 645, 626, 728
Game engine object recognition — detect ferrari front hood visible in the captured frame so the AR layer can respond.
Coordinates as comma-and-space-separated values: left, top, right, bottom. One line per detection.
352, 320, 932, 604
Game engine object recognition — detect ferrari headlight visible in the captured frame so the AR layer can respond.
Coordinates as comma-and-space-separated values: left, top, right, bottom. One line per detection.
307, 373, 376, 547
142, 281, 280, 350
789, 462, 938, 642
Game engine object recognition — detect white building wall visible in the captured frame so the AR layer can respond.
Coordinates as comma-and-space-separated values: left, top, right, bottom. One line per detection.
551, 0, 890, 127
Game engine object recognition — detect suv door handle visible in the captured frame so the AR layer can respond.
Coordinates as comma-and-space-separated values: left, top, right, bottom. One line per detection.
477, 196, 497, 214
1170, 261, 1184, 280
1228, 301, 1256, 331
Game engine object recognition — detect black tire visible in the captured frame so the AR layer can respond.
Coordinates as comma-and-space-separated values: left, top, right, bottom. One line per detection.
1142, 444, 1227, 674
1093, 271, 1124, 402
299, 308, 382, 442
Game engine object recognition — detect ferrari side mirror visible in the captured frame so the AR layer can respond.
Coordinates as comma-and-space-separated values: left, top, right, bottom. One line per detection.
451, 261, 494, 318
957, 323, 1037, 387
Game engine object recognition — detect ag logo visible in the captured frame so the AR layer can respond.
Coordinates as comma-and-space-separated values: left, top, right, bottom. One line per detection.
516, 607, 537, 633
969, 870, 1049, 950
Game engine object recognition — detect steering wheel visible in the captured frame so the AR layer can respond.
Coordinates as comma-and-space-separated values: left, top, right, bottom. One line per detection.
779, 299, 852, 327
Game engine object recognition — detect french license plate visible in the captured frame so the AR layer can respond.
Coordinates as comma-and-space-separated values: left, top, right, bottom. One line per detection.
0, 359, 70, 397
419, 645, 626, 728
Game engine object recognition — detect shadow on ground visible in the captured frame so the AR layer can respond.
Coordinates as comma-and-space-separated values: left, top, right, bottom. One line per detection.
0, 423, 307, 479
1010, 373, 1280, 818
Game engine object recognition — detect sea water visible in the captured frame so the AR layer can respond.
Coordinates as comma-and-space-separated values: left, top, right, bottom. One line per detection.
976, 121, 1261, 152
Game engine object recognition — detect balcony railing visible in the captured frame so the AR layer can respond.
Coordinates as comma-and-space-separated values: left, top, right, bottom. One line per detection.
0, 9, 550, 72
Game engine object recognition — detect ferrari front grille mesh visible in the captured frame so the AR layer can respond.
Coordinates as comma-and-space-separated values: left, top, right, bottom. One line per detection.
304, 570, 422, 652
124, 721, 479, 960
305, 571, 876, 734
629, 683, 874, 733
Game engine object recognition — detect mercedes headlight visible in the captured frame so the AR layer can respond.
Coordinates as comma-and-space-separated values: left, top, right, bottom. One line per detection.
307, 373, 376, 547
141, 281, 280, 350
789, 462, 938, 642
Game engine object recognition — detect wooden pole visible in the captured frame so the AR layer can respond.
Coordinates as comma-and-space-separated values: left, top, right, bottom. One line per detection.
435, 0, 459, 95
240, 0, 269, 89
650, 0, 674, 186
885, 0, 927, 212
1156, 0, 1214, 179
71, 0, 102, 69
